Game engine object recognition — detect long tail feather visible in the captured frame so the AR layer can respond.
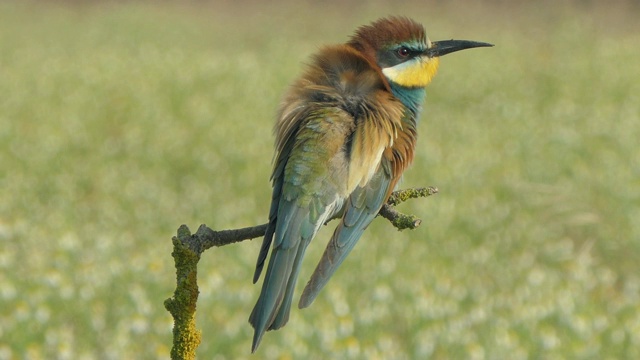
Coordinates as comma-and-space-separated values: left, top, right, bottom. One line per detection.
249, 202, 315, 352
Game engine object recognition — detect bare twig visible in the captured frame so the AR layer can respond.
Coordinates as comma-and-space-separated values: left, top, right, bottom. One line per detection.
164, 186, 438, 359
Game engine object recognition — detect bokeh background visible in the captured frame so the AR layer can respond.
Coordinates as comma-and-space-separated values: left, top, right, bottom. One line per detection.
1, 0, 639, 358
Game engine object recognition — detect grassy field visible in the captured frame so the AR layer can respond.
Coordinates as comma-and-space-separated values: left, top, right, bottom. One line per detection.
1, 1, 639, 359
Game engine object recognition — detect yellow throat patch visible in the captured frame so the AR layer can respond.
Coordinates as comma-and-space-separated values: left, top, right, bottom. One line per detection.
382, 56, 440, 88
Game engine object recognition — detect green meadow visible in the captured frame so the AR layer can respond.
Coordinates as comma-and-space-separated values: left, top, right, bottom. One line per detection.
1, 1, 639, 358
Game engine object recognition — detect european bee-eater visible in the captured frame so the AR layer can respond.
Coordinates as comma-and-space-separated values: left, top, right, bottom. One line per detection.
249, 16, 492, 352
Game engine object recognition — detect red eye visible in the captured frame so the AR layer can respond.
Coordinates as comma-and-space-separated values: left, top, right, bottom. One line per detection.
397, 47, 410, 57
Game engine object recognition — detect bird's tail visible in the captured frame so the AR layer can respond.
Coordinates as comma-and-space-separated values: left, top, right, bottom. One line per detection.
249, 206, 314, 352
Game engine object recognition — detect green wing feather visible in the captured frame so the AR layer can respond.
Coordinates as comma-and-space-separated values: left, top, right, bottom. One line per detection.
298, 160, 394, 309
249, 107, 354, 352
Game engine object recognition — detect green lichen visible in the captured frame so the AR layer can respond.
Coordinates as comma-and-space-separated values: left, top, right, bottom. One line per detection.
165, 225, 202, 360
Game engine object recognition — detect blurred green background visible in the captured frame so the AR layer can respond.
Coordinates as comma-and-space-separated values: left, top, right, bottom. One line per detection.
1, 0, 639, 359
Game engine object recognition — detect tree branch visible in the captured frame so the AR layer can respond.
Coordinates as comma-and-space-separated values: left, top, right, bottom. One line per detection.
379, 186, 439, 230
164, 186, 438, 359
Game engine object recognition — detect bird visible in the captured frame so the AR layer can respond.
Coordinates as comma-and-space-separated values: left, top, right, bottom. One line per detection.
249, 16, 492, 352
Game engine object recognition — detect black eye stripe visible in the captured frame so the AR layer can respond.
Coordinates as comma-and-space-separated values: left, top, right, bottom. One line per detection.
396, 46, 421, 59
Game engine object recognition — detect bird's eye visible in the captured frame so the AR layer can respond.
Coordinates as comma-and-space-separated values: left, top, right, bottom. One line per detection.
397, 47, 410, 58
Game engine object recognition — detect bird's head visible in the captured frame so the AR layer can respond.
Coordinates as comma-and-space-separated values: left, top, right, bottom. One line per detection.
348, 16, 493, 89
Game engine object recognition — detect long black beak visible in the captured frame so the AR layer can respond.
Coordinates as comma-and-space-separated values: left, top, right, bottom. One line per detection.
426, 40, 493, 57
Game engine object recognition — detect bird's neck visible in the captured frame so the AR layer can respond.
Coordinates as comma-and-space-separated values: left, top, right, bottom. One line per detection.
389, 84, 426, 118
